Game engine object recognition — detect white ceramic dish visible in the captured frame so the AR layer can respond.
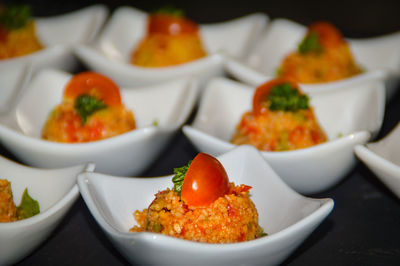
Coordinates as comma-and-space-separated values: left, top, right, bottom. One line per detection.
0, 69, 198, 176
0, 5, 108, 72
78, 145, 334, 266
74, 6, 268, 87
183, 76, 385, 194
0, 156, 94, 266
355, 122, 400, 198
0, 62, 33, 113
224, 18, 400, 100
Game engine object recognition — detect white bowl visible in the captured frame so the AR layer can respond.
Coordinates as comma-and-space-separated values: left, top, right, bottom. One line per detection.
224, 18, 400, 100
0, 5, 108, 72
0, 69, 199, 176
77, 145, 334, 266
0, 156, 94, 266
74, 6, 268, 87
183, 76, 385, 194
355, 122, 400, 198
0, 62, 33, 113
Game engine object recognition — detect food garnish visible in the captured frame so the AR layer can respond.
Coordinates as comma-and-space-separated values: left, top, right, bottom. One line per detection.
172, 153, 229, 207
0, 4, 31, 30
16, 188, 40, 220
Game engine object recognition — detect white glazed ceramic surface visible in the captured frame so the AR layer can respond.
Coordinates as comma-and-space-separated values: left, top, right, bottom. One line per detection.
0, 5, 108, 72
0, 69, 199, 176
78, 145, 334, 266
224, 18, 400, 100
355, 122, 400, 198
74, 6, 268, 87
0, 156, 94, 266
183, 77, 385, 194
0, 62, 33, 113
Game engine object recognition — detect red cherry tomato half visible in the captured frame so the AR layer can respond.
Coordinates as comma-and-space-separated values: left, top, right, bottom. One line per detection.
308, 21, 344, 48
63, 72, 122, 106
181, 153, 230, 207
252, 78, 300, 115
148, 14, 199, 35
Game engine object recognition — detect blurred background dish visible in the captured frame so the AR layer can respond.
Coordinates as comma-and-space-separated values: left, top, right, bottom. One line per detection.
0, 5, 108, 72
0, 155, 94, 266
355, 122, 400, 198
183, 76, 385, 194
75, 6, 268, 87
225, 18, 400, 101
78, 145, 333, 266
0, 69, 198, 176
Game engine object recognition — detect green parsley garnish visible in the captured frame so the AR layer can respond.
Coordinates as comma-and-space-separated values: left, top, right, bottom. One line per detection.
16, 188, 40, 220
152, 6, 185, 17
74, 94, 107, 124
172, 161, 191, 195
267, 83, 309, 111
0, 4, 32, 30
298, 31, 323, 54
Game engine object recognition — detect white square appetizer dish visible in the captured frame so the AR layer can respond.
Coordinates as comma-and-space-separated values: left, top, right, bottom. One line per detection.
224, 18, 400, 100
183, 76, 385, 194
354, 122, 400, 198
74, 6, 268, 87
0, 69, 198, 176
0, 155, 94, 266
0, 5, 108, 72
77, 145, 334, 266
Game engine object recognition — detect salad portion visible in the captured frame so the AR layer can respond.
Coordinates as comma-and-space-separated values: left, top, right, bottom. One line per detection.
131, 7, 207, 67
42, 72, 136, 143
0, 4, 43, 59
277, 21, 362, 83
231, 78, 327, 151
130, 153, 265, 243
0, 179, 40, 222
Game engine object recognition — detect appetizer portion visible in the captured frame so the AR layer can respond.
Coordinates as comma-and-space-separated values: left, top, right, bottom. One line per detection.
231, 79, 327, 151
131, 7, 207, 67
42, 72, 136, 143
0, 4, 43, 59
0, 179, 40, 222
130, 153, 264, 243
277, 21, 362, 83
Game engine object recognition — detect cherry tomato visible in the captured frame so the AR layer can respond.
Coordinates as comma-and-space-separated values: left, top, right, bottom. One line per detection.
181, 153, 230, 207
308, 21, 344, 48
63, 72, 121, 106
252, 78, 299, 115
148, 14, 199, 35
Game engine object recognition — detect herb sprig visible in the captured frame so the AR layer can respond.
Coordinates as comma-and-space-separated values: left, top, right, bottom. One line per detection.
152, 6, 185, 17
298, 31, 323, 54
0, 4, 32, 30
16, 188, 40, 220
74, 94, 107, 124
267, 83, 309, 111
172, 161, 191, 195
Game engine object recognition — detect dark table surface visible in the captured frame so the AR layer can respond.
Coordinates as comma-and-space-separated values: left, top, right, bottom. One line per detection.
3, 0, 400, 265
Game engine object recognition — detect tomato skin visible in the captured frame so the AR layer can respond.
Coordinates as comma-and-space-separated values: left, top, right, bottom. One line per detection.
181, 153, 229, 207
63, 71, 121, 106
252, 78, 299, 115
308, 21, 344, 48
148, 14, 199, 35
